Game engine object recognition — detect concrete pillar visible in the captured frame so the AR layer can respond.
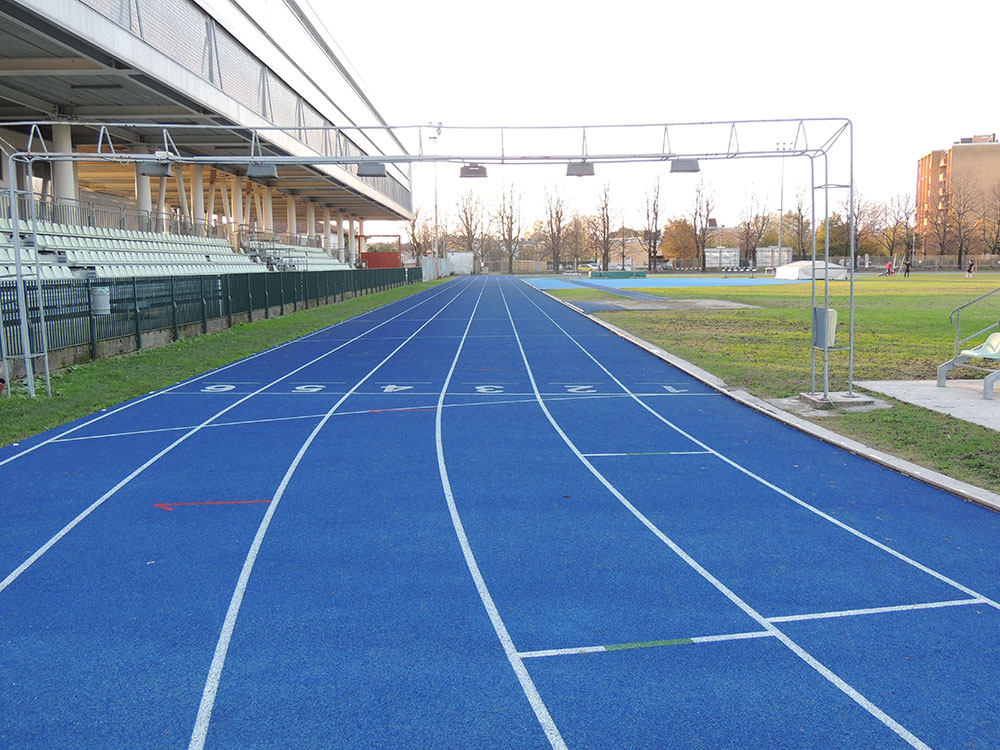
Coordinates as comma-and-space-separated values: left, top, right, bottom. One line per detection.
359, 219, 366, 254
175, 167, 191, 230
335, 213, 345, 259
191, 165, 205, 236
51, 123, 77, 205
306, 202, 316, 243
322, 206, 331, 254
286, 195, 297, 238
156, 175, 168, 233
231, 175, 244, 228
262, 187, 274, 233
347, 218, 356, 266
134, 153, 152, 223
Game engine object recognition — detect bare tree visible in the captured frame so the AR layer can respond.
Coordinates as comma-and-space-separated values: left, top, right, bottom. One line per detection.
925, 200, 950, 257
456, 191, 488, 273
792, 190, 811, 257
566, 213, 588, 270
589, 183, 614, 271
689, 180, 714, 272
643, 179, 661, 271
736, 192, 769, 266
949, 177, 983, 267
980, 182, 1000, 255
494, 184, 522, 275
874, 194, 914, 263
405, 209, 433, 259
544, 188, 567, 274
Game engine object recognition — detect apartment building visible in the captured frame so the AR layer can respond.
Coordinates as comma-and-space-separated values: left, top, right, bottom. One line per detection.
916, 134, 1000, 253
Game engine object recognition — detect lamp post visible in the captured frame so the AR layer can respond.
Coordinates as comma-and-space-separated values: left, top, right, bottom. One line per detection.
429, 122, 441, 258
777, 142, 791, 264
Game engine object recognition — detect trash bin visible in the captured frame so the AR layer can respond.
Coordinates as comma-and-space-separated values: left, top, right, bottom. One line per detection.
90, 286, 111, 315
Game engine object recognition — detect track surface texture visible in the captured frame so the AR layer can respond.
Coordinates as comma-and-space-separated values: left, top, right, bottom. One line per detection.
2, 276, 998, 749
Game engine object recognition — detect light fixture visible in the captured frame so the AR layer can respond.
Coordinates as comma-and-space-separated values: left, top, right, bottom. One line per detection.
670, 158, 700, 173
357, 162, 387, 178
459, 163, 488, 178
138, 160, 172, 177
566, 161, 595, 177
247, 162, 278, 181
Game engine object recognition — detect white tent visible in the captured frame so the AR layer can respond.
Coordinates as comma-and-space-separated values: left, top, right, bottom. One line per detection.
774, 260, 849, 280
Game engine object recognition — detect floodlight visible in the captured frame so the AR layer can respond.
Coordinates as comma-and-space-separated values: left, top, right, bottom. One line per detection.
566, 161, 595, 177
670, 158, 700, 173
459, 163, 488, 178
138, 160, 172, 177
247, 162, 278, 181
357, 162, 387, 178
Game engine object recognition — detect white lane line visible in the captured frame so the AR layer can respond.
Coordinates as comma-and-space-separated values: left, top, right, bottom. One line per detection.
0, 282, 448, 467
188, 279, 474, 750
0, 281, 468, 598
520, 646, 607, 659
581, 451, 712, 457
769, 598, 987, 624
691, 631, 774, 644
434, 278, 567, 750
520, 631, 773, 658
515, 279, 1000, 615
500, 278, 932, 750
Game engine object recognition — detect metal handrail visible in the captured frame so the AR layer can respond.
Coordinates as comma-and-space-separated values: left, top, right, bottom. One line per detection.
949, 286, 1000, 356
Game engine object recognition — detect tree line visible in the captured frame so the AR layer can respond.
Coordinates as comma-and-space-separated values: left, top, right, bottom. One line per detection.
405, 179, 999, 272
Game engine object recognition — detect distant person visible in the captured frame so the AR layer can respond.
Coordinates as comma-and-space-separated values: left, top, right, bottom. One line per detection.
966, 259, 975, 278
886, 260, 893, 277
903, 259, 911, 278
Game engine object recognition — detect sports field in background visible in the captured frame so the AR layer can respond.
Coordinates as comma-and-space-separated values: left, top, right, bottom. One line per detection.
544, 273, 1000, 493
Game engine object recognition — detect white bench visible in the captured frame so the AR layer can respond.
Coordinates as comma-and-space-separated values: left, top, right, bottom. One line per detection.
937, 332, 1000, 400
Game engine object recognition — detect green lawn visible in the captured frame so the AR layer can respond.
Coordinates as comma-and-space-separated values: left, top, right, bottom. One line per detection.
550, 273, 1000, 494
0, 280, 445, 447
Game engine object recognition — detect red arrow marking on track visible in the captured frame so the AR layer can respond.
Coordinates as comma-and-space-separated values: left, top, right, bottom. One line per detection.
154, 500, 272, 511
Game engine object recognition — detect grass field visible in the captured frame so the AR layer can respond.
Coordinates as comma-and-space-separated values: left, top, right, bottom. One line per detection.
549, 273, 1000, 494
0, 280, 444, 447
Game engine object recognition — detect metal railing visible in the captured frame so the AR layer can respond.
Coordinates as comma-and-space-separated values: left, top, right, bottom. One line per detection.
0, 191, 235, 239
0, 266, 422, 394
949, 286, 1000, 358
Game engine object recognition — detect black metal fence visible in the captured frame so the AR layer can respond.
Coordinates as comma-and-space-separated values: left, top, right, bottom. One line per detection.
1, 267, 422, 361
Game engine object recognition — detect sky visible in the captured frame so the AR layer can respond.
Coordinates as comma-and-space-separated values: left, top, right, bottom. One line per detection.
308, 0, 1000, 238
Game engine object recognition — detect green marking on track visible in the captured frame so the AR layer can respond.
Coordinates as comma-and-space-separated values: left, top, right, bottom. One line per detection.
604, 638, 694, 651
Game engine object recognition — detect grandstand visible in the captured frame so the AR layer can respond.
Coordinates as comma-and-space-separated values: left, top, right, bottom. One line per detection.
0, 0, 412, 281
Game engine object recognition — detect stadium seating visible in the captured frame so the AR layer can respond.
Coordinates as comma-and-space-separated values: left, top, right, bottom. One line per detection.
0, 218, 348, 278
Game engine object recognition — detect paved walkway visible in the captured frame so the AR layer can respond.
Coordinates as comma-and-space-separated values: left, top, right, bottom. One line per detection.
856, 379, 1000, 432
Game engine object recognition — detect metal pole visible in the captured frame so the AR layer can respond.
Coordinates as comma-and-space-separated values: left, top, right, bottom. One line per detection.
809, 156, 817, 395
27, 164, 52, 396
87, 278, 98, 360
777, 142, 787, 265
0, 278, 10, 396
847, 122, 857, 397
823, 151, 831, 400
8, 153, 36, 397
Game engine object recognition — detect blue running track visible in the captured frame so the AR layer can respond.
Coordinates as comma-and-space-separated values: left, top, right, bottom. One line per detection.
2, 276, 999, 748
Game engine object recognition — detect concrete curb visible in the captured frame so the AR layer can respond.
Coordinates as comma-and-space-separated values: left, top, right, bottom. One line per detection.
545, 291, 1000, 514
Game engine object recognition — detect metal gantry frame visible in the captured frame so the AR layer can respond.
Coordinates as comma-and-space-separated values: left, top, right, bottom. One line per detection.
1, 117, 856, 399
